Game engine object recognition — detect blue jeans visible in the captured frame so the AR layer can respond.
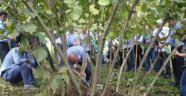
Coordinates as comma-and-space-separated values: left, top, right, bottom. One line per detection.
85, 63, 91, 81
144, 48, 154, 71
78, 61, 91, 81
127, 48, 135, 71
94, 52, 106, 65
180, 69, 186, 96
0, 42, 10, 62
154, 52, 171, 76
2, 63, 35, 85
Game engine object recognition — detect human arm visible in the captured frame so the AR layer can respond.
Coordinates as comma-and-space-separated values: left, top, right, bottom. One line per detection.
71, 63, 81, 76
173, 49, 186, 57
81, 60, 87, 77
73, 41, 80, 46
80, 53, 88, 78
12, 49, 29, 65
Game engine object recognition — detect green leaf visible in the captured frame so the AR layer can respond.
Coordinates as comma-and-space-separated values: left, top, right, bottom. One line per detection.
107, 32, 114, 38
71, 6, 82, 20
46, 10, 52, 15
142, 3, 147, 11
89, 5, 99, 15
32, 47, 47, 62
164, 46, 171, 54
0, 29, 6, 34
89, 24, 97, 32
175, 38, 182, 47
22, 22, 37, 34
64, 0, 74, 4
12, 28, 21, 37
98, 0, 110, 6
20, 36, 30, 50
35, 32, 47, 44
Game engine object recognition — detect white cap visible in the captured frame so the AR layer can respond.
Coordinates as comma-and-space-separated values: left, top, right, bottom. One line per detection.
156, 19, 163, 24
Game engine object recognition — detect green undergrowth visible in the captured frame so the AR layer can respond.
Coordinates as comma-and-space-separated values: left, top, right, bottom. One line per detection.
0, 64, 180, 96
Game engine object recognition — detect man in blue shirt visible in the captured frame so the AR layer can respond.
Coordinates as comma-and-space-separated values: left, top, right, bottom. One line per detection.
67, 46, 91, 81
66, 26, 79, 48
0, 41, 36, 89
0, 10, 9, 62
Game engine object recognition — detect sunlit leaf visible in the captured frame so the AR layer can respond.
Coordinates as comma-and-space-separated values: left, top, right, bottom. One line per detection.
35, 32, 47, 44
64, 0, 74, 4
89, 5, 99, 15
46, 10, 52, 15
32, 47, 47, 62
98, 0, 110, 6
22, 22, 37, 34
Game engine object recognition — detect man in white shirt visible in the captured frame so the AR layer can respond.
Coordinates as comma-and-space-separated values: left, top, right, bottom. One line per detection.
153, 19, 171, 79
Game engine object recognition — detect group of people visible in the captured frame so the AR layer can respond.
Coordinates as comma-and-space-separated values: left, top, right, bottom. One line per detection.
1, 9, 186, 95
64, 17, 185, 88
106, 18, 186, 95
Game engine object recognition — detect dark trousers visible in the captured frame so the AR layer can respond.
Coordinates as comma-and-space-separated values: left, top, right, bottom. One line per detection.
0, 42, 10, 62
78, 62, 91, 81
180, 69, 186, 96
2, 63, 35, 85
134, 45, 142, 68
154, 52, 171, 76
144, 48, 154, 72
85, 63, 91, 81
126, 47, 135, 71
172, 46, 184, 86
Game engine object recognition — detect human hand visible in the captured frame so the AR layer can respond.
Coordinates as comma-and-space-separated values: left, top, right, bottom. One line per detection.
73, 41, 80, 46
172, 49, 179, 56
81, 71, 86, 78
73, 63, 78, 69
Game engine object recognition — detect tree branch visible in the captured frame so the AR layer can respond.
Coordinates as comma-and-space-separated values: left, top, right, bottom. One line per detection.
130, 12, 170, 96
90, 1, 120, 96
101, 0, 138, 95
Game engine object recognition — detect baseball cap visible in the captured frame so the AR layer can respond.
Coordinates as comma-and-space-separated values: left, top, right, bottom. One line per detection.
156, 19, 163, 24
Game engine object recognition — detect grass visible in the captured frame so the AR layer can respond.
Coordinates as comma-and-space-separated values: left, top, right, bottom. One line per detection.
99, 64, 180, 96
0, 64, 180, 96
